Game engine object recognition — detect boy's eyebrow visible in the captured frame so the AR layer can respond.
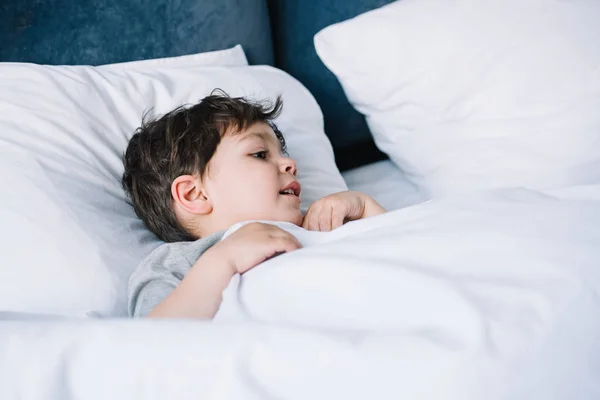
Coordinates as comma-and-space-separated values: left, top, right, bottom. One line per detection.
240, 131, 283, 151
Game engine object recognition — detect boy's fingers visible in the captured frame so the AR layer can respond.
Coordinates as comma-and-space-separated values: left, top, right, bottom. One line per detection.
332, 208, 345, 230
267, 227, 302, 247
288, 235, 303, 249
304, 208, 319, 231
309, 216, 318, 231
301, 207, 313, 229
318, 207, 333, 232
301, 212, 310, 229
274, 235, 302, 252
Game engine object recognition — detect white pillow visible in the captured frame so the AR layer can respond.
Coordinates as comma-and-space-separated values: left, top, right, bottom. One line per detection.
315, 0, 600, 197
101, 44, 248, 69
0, 50, 346, 317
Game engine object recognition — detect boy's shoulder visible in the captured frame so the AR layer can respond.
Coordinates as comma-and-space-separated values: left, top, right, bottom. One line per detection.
127, 230, 226, 317
136, 230, 226, 276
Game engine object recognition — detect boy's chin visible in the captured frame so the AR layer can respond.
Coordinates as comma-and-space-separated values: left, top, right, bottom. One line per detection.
283, 210, 303, 226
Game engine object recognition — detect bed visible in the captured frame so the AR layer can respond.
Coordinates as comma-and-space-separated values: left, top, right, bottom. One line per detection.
2, 0, 600, 399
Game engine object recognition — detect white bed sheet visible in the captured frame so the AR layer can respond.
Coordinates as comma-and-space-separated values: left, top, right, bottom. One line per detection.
342, 160, 428, 210
3, 185, 600, 400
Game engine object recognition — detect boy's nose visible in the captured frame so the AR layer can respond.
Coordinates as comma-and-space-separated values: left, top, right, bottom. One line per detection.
280, 157, 297, 176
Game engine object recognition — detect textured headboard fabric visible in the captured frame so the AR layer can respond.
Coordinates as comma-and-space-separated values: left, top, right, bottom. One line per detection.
0, 0, 394, 170
0, 0, 274, 66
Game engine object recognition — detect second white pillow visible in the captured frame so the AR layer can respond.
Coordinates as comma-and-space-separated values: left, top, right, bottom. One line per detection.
315, 0, 600, 196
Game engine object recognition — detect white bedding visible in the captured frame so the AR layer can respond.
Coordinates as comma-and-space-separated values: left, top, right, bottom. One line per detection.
3, 186, 600, 400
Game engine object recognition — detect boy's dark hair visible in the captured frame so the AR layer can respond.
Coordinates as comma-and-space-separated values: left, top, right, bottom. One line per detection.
122, 89, 284, 243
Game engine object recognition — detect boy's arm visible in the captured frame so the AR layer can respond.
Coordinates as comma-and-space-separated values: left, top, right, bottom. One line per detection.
148, 244, 234, 319
143, 222, 301, 319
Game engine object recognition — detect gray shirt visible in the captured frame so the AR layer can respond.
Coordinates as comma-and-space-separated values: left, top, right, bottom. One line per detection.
128, 231, 225, 317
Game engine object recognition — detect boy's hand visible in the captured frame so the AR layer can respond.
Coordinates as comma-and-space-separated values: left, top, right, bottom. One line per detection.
148, 222, 300, 319
214, 222, 303, 274
302, 191, 386, 232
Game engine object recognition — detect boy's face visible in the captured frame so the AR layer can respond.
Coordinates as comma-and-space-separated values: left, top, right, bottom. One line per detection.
203, 122, 303, 230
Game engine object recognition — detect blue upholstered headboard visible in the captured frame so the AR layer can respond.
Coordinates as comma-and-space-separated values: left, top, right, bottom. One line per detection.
0, 0, 274, 65
0, 0, 395, 170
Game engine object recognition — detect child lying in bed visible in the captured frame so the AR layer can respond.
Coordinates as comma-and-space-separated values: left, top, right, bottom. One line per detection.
122, 90, 386, 319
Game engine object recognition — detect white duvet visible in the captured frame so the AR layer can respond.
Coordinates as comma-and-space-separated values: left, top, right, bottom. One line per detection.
2, 187, 600, 400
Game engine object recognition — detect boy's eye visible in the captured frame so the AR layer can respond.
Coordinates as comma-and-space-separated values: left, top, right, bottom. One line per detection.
251, 150, 268, 160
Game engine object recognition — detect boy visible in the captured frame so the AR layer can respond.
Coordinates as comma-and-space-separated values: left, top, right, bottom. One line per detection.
122, 90, 386, 319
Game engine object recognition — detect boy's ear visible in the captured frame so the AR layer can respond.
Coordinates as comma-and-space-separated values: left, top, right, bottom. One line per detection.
171, 175, 212, 215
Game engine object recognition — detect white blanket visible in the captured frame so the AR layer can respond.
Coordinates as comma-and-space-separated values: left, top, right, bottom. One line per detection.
3, 187, 600, 399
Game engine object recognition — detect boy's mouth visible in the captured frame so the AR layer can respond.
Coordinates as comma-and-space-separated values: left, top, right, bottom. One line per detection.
279, 181, 301, 197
